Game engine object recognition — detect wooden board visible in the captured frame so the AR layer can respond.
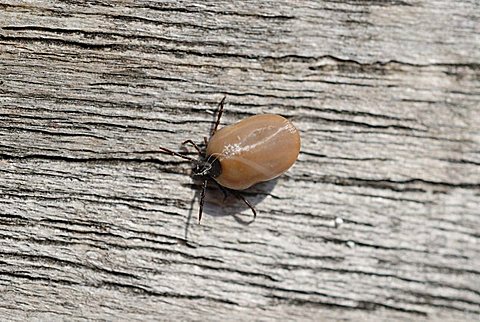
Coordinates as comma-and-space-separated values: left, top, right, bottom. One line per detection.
1, 1, 479, 320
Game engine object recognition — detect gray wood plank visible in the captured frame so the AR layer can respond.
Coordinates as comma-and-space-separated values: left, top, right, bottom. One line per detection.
0, 1, 479, 321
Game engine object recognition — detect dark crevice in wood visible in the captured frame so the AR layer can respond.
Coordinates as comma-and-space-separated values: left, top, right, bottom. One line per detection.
0, 128, 106, 140
251, 279, 429, 315
0, 232, 220, 265
0, 252, 139, 279
99, 280, 240, 306
301, 151, 391, 162
0, 153, 190, 165
0, 271, 240, 306
3, 19, 240, 33
268, 295, 428, 316
301, 175, 480, 192
0, 107, 215, 127
134, 5, 295, 21
2, 25, 227, 47
399, 290, 480, 309
3, 31, 478, 69
0, 190, 193, 215
438, 158, 480, 166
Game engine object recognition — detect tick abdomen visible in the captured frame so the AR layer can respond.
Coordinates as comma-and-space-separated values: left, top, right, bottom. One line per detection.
206, 114, 301, 190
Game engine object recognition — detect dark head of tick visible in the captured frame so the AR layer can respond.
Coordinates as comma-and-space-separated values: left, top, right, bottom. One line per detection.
193, 155, 222, 178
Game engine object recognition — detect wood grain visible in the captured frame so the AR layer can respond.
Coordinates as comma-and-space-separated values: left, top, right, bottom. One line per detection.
1, 1, 479, 321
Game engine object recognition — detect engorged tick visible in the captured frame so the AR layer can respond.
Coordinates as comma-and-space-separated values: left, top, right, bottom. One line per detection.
159, 97, 301, 223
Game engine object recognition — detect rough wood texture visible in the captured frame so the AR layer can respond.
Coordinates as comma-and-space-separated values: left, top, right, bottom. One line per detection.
1, 1, 479, 321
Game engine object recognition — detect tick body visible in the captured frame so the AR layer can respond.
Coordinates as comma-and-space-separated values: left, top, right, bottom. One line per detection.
159, 97, 301, 222
207, 114, 300, 190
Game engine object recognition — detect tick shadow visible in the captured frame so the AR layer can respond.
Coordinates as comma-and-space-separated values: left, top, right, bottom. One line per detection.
183, 177, 279, 241
208, 178, 278, 222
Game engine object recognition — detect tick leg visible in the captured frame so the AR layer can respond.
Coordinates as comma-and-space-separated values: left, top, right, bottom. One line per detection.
182, 139, 202, 155
230, 190, 257, 220
210, 96, 226, 138
159, 146, 195, 162
198, 179, 208, 224
203, 136, 209, 146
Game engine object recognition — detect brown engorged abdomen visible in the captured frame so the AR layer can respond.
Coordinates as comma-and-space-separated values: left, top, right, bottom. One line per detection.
206, 114, 301, 190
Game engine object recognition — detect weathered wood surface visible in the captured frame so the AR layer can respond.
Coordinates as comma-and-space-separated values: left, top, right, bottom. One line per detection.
1, 1, 479, 321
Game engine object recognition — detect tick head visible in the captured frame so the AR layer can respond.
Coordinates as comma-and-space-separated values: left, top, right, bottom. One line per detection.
193, 155, 222, 178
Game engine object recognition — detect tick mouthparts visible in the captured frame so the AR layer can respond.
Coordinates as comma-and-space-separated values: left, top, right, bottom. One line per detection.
192, 161, 212, 177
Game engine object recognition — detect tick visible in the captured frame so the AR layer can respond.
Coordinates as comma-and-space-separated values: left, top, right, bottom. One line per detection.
159, 97, 301, 223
